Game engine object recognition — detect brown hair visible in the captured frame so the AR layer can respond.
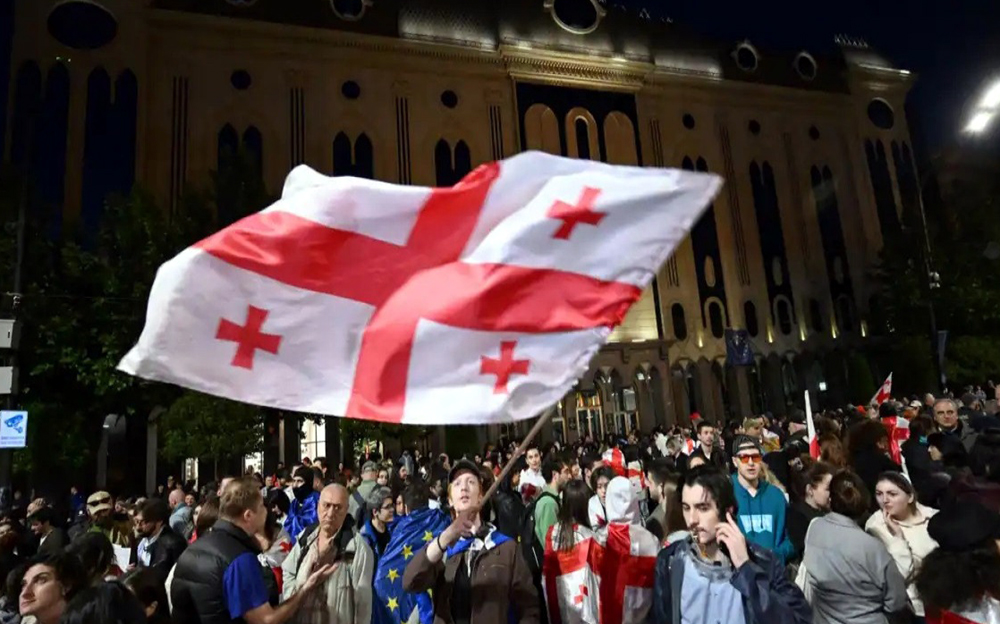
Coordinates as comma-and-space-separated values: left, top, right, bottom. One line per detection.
819, 435, 848, 469
219, 477, 263, 520
794, 461, 834, 501
828, 470, 871, 522
195, 496, 220, 538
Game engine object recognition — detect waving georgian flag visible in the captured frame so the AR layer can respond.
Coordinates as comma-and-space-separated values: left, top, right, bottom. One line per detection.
805, 390, 820, 459
871, 372, 893, 406
119, 152, 720, 424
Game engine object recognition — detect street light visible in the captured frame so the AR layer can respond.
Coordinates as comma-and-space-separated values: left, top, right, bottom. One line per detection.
964, 79, 1000, 134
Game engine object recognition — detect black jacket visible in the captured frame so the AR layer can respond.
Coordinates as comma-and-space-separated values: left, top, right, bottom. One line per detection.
36, 528, 68, 556
492, 487, 525, 540
785, 502, 824, 561
170, 520, 264, 624
146, 525, 188, 585
651, 538, 811, 624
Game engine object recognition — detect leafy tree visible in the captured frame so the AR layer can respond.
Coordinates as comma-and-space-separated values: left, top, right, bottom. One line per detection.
159, 392, 264, 480
871, 156, 1000, 390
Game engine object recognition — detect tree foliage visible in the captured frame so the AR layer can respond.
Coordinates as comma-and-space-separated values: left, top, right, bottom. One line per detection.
0, 145, 272, 483
871, 157, 1000, 390
159, 392, 265, 479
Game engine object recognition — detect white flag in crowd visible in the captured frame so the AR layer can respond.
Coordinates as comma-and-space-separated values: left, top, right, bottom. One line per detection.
119, 152, 720, 425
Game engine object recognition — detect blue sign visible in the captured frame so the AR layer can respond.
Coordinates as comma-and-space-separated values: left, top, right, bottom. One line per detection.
0, 411, 27, 449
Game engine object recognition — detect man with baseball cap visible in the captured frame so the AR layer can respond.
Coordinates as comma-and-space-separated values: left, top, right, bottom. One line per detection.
404, 459, 539, 624
86, 491, 134, 549
729, 435, 794, 564
349, 460, 381, 522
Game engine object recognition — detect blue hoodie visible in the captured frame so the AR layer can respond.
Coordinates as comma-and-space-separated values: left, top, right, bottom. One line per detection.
730, 474, 794, 565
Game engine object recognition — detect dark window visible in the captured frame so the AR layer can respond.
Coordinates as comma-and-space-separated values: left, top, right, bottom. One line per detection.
776, 299, 793, 335
230, 70, 252, 91
809, 126, 820, 141
341, 80, 361, 100
332, 0, 365, 19
453, 140, 471, 178
836, 297, 855, 332
748, 120, 761, 136
744, 301, 759, 337
795, 54, 817, 80
217, 124, 239, 171
867, 99, 895, 130
47, 0, 117, 50
575, 118, 591, 160
708, 302, 725, 338
682, 114, 695, 130
354, 133, 373, 179
333, 132, 352, 175
671, 304, 687, 341
552, 0, 599, 32
809, 299, 825, 332
242, 126, 263, 175
440, 90, 458, 109
736, 46, 758, 71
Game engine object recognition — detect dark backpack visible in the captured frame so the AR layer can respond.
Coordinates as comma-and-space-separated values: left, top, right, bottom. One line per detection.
351, 489, 369, 524
519, 491, 558, 579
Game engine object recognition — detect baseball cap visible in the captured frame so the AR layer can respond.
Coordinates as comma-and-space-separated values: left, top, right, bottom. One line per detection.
448, 459, 482, 485
86, 491, 113, 513
731, 434, 763, 456
361, 461, 379, 475
928, 500, 1000, 552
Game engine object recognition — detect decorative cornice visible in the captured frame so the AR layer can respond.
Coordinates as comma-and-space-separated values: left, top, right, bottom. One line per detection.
500, 45, 652, 92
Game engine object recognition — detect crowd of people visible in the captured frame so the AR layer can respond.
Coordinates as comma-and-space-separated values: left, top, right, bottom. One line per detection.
0, 390, 999, 623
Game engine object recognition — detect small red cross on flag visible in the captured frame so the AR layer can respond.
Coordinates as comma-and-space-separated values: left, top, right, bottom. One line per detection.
119, 152, 720, 425
870, 372, 893, 406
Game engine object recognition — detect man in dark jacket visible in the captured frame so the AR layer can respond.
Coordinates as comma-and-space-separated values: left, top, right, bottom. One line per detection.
28, 507, 67, 556
170, 476, 332, 624
651, 466, 810, 624
135, 498, 188, 585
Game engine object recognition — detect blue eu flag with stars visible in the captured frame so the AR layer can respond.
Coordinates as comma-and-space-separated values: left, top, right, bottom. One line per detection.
373, 506, 451, 624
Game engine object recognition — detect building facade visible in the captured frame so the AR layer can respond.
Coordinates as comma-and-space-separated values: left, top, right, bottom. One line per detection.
4, 0, 920, 448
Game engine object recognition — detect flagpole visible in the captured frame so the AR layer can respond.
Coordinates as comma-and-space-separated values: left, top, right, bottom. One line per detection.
480, 405, 556, 505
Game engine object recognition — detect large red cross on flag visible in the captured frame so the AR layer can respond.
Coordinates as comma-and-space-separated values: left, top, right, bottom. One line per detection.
119, 152, 720, 424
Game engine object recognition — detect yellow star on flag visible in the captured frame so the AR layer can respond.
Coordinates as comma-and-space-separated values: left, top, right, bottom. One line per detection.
402, 544, 414, 560
387, 568, 399, 582
423, 530, 434, 542
387, 597, 399, 612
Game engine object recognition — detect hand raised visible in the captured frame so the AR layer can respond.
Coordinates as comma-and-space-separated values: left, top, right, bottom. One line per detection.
716, 512, 750, 569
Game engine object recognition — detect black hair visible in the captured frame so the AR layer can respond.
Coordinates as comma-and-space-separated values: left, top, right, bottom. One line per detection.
61, 581, 146, 624
677, 466, 737, 520
402, 483, 430, 512
122, 567, 169, 621
28, 506, 57, 526
500, 456, 527, 492
847, 419, 889, 455
969, 430, 1000, 481
645, 458, 674, 488
65, 533, 114, 585
293, 466, 313, 481
915, 538, 1000, 616
555, 480, 592, 551
195, 495, 220, 539
590, 465, 616, 492
266, 489, 290, 515
25, 552, 86, 600
137, 497, 170, 525
526, 441, 541, 453
542, 458, 569, 484
696, 420, 715, 434
3, 562, 25, 602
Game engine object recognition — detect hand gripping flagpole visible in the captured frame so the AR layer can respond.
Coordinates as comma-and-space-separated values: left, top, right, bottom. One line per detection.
479, 405, 556, 506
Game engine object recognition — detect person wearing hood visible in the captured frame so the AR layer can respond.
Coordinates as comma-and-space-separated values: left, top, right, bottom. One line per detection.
492, 455, 527, 539
865, 471, 938, 621
730, 435, 795, 565
404, 459, 539, 624
284, 466, 320, 544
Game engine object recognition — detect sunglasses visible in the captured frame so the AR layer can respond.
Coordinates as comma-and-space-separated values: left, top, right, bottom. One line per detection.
736, 454, 762, 464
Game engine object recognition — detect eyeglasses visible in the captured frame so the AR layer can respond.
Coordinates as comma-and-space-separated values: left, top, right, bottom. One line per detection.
736, 454, 762, 465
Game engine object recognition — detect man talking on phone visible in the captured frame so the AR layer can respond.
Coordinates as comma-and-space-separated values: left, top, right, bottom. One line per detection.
650, 466, 810, 624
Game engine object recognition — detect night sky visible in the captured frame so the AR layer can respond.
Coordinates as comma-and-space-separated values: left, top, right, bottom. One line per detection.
622, 0, 1000, 156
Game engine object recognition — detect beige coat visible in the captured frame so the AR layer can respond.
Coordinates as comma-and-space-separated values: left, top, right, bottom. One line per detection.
865, 504, 939, 617
281, 526, 374, 624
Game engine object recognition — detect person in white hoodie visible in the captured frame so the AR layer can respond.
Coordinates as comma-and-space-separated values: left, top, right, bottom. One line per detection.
865, 471, 938, 620
598, 477, 660, 624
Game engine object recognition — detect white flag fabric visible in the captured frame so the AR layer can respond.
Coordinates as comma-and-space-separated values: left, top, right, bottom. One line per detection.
119, 152, 721, 424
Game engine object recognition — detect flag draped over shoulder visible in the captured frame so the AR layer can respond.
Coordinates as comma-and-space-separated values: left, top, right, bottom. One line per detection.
118, 152, 720, 425
373, 506, 451, 624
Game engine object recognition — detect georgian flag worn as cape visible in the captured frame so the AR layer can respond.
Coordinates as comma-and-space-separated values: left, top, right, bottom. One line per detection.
119, 152, 721, 424
544, 477, 657, 624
